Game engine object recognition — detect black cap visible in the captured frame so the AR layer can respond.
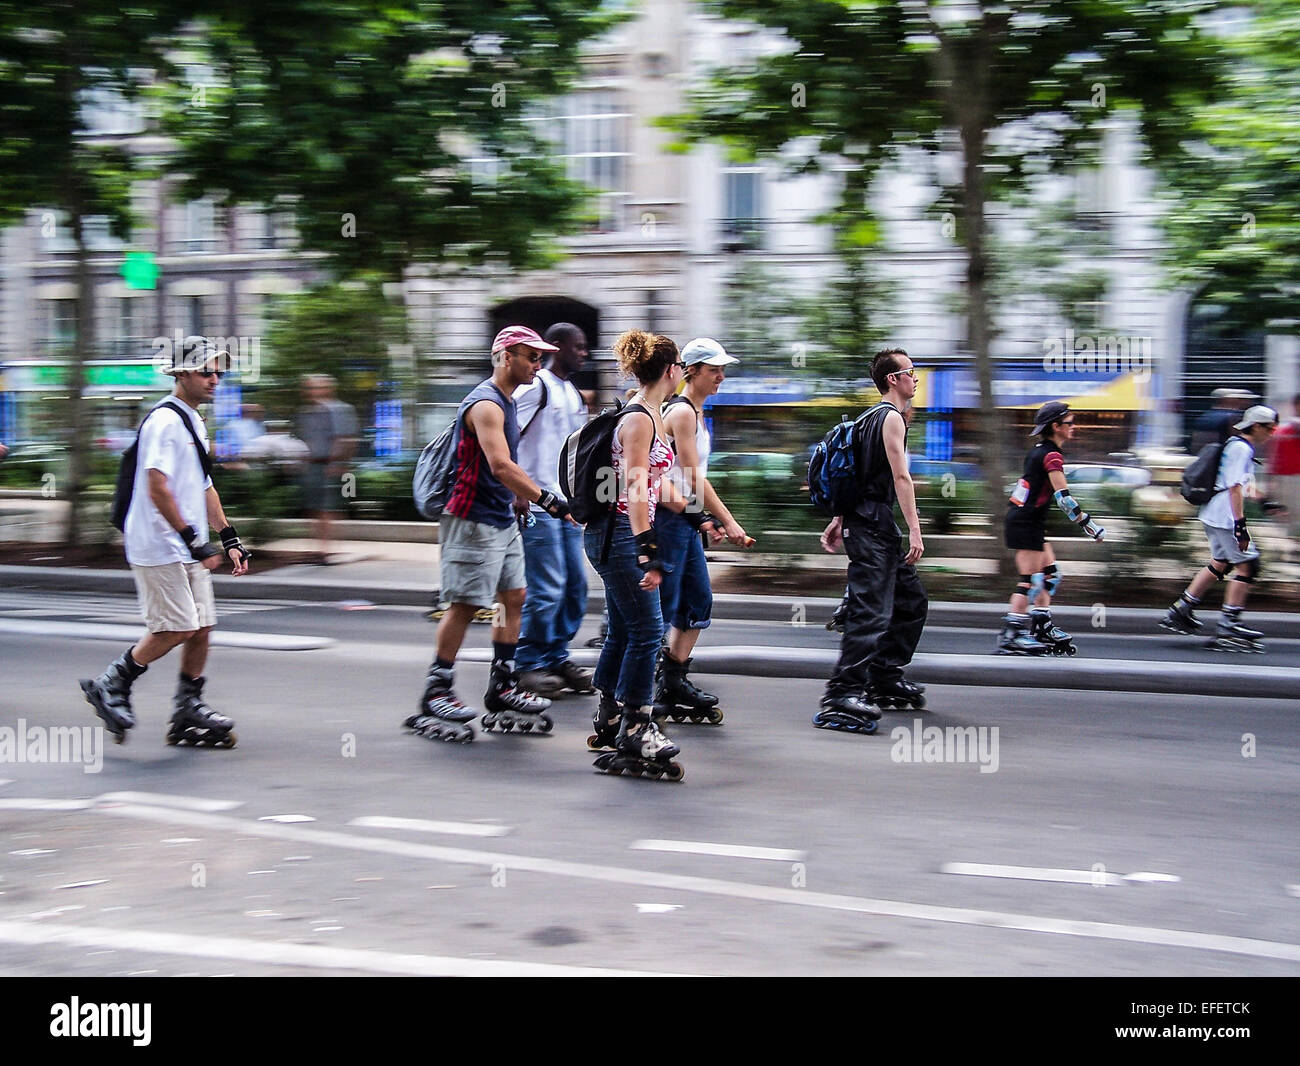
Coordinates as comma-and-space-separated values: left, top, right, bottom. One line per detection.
1030, 400, 1071, 436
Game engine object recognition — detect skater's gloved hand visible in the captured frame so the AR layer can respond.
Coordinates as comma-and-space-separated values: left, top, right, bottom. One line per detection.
1081, 515, 1105, 541
219, 524, 252, 574
536, 489, 574, 523
1234, 517, 1250, 551
634, 529, 663, 589
178, 525, 221, 565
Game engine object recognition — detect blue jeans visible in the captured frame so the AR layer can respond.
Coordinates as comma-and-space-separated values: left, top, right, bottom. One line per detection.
585, 514, 664, 707
657, 509, 713, 632
517, 512, 589, 673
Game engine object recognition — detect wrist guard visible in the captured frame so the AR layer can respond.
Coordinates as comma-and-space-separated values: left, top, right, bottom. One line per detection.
1234, 517, 1249, 544
1081, 516, 1105, 541
1053, 490, 1082, 522
178, 525, 219, 562
536, 489, 571, 521
635, 528, 662, 573
219, 524, 252, 565
681, 507, 720, 533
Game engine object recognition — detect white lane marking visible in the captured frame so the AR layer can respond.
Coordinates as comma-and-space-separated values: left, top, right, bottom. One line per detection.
0, 799, 94, 811
258, 815, 315, 824
95, 792, 243, 813
0, 920, 673, 977
636, 903, 683, 914
1286, 885, 1300, 898
942, 863, 1180, 887
10, 849, 56, 857
0, 618, 333, 651
88, 802, 1300, 964
57, 880, 109, 890
0, 779, 12, 787
349, 816, 511, 838
631, 839, 806, 863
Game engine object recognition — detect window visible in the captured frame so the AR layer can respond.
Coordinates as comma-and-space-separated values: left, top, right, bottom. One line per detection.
174, 199, 221, 254
175, 295, 206, 338
80, 84, 146, 136
110, 297, 148, 356
721, 168, 765, 250
526, 93, 630, 232
40, 299, 77, 354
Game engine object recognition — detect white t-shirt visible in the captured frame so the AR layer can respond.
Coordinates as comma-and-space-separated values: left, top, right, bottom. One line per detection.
1200, 435, 1255, 529
514, 368, 587, 509
664, 397, 711, 499
124, 397, 214, 566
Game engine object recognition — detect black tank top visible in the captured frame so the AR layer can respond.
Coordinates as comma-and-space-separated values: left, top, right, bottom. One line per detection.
847, 401, 904, 532
1007, 439, 1065, 525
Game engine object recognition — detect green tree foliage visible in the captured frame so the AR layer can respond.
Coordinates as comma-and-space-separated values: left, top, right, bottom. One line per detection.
670, 0, 1224, 525
0, 1, 185, 543
163, 0, 624, 280
1159, 0, 1300, 335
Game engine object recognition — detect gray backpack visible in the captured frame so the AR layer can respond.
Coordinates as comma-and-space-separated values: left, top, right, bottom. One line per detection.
412, 420, 459, 520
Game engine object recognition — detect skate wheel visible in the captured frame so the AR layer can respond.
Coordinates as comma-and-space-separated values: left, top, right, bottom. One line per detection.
216, 732, 237, 749
518, 721, 533, 733
1065, 645, 1077, 656
664, 763, 685, 782
586, 734, 602, 750
706, 709, 724, 725
165, 734, 179, 746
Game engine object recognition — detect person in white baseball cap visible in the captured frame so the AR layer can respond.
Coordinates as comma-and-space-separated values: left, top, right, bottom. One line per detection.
1162, 404, 1277, 650
653, 337, 753, 725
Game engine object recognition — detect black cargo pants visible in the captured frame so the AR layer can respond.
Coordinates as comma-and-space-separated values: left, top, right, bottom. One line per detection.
826, 521, 928, 694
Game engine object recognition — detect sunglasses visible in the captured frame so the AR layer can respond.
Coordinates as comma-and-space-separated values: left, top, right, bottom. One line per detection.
196, 369, 224, 380
891, 368, 919, 380
515, 350, 544, 364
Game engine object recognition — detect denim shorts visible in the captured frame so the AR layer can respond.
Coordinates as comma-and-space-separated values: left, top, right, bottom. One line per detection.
656, 509, 713, 631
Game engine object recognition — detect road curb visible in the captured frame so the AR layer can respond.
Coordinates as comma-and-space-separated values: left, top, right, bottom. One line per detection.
3, 564, 1299, 637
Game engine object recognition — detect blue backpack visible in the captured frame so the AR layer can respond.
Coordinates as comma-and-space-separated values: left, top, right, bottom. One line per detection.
807, 413, 869, 516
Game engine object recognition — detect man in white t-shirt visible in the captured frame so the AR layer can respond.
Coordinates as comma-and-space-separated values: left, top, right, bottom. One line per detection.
1161, 405, 1278, 650
512, 322, 595, 697
80, 342, 253, 747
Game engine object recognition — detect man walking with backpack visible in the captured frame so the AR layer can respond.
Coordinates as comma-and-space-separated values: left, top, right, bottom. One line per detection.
1162, 405, 1278, 651
79, 341, 252, 747
406, 325, 575, 743
511, 322, 594, 699
813, 349, 928, 735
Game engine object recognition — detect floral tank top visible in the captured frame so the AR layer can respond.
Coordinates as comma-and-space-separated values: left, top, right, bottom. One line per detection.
611, 409, 674, 525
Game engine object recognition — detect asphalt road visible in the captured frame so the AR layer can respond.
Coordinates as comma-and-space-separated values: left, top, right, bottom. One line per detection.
1, 602, 1297, 976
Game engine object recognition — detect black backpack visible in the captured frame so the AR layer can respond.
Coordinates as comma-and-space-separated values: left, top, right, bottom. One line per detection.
1180, 438, 1231, 507
111, 401, 212, 531
557, 400, 650, 523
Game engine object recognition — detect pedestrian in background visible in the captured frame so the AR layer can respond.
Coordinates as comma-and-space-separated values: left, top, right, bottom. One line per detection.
1267, 393, 1300, 546
512, 322, 595, 698
295, 374, 358, 564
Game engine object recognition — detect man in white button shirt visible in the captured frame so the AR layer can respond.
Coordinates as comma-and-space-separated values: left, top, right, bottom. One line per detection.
512, 322, 595, 697
1161, 404, 1278, 651
80, 341, 252, 747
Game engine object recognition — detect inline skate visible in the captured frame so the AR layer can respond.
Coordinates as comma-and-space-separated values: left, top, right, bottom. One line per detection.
812, 690, 881, 735
593, 705, 684, 781
404, 664, 476, 742
79, 648, 145, 744
480, 661, 553, 734
996, 614, 1048, 655
587, 691, 622, 751
653, 653, 723, 725
1029, 608, 1077, 656
1208, 619, 1265, 653
167, 675, 237, 748
1159, 598, 1203, 636
867, 676, 927, 711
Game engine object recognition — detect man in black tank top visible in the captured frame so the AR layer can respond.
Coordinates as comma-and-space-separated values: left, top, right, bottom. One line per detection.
815, 349, 929, 733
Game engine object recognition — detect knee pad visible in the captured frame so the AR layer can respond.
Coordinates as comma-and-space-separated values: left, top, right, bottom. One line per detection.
1042, 563, 1061, 597
1015, 573, 1034, 598
1205, 562, 1229, 581
1028, 571, 1046, 600
1234, 557, 1260, 583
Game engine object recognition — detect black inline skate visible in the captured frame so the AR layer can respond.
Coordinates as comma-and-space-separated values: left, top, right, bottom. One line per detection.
79, 648, 145, 744
996, 614, 1048, 656
480, 660, 553, 734
1159, 598, 1203, 636
593, 704, 685, 781
812, 690, 881, 735
167, 675, 237, 748
587, 691, 623, 751
653, 653, 723, 725
1208, 619, 1265, 653
1029, 608, 1077, 656
555, 659, 597, 695
868, 676, 927, 711
404, 664, 476, 742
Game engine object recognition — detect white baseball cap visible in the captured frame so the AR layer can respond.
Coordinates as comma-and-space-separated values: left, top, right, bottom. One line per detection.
681, 337, 738, 367
165, 336, 227, 375
1234, 405, 1278, 431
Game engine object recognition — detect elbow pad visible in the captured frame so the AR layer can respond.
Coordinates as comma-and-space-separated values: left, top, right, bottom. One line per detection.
1053, 490, 1082, 522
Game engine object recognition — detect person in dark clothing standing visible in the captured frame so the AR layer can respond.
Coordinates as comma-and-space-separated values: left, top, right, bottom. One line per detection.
815, 349, 928, 734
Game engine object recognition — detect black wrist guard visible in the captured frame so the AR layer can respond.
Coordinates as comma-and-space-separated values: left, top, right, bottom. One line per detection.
1234, 517, 1249, 539
681, 507, 719, 533
179, 524, 219, 562
536, 489, 571, 521
219, 524, 251, 564
635, 529, 662, 572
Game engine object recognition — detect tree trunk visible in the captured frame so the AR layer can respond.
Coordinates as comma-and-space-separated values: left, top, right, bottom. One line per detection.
63, 208, 94, 545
